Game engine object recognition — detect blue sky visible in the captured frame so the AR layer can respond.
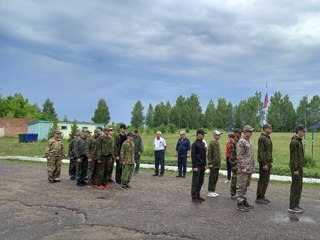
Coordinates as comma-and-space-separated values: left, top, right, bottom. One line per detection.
1, 0, 319, 123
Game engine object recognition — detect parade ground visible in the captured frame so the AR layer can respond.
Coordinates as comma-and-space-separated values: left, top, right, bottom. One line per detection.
0, 160, 319, 240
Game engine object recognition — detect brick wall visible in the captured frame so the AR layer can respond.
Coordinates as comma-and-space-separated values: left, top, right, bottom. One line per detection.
0, 118, 34, 137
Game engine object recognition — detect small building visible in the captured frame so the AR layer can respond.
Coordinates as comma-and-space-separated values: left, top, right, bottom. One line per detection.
0, 117, 34, 137
27, 120, 104, 140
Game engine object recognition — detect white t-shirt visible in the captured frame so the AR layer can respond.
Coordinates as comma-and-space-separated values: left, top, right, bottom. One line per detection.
154, 137, 166, 151
203, 139, 208, 148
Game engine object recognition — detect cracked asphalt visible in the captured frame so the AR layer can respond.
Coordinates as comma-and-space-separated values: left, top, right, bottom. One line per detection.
0, 160, 319, 240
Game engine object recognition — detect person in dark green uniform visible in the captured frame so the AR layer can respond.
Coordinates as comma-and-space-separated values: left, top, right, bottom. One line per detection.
68, 132, 80, 180
133, 129, 144, 174
120, 132, 135, 189
74, 129, 90, 187
114, 124, 127, 184
288, 124, 306, 213
86, 128, 101, 187
229, 128, 242, 199
256, 123, 273, 204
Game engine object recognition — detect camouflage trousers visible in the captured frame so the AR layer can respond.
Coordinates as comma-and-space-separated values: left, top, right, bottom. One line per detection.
69, 158, 76, 177
106, 156, 114, 180
230, 170, 238, 196
115, 160, 122, 183
47, 156, 62, 180
290, 168, 303, 209
256, 163, 271, 199
76, 155, 88, 182
134, 153, 141, 173
236, 172, 252, 203
87, 159, 97, 183
208, 167, 219, 192
96, 155, 113, 185
121, 164, 134, 185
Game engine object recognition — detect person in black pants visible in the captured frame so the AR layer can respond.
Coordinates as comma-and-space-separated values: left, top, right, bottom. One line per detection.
191, 129, 207, 204
153, 131, 166, 177
224, 134, 235, 183
175, 131, 191, 178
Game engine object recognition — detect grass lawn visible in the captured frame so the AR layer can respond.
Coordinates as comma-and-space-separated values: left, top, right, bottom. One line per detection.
0, 131, 319, 177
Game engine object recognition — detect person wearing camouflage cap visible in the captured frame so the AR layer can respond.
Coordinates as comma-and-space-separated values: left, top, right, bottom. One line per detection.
288, 124, 306, 213
236, 125, 255, 212
256, 124, 273, 204
68, 131, 80, 180
45, 129, 65, 183
229, 128, 242, 199
120, 132, 135, 189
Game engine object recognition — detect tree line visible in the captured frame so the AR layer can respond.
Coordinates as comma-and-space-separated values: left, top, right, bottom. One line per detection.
1, 92, 320, 133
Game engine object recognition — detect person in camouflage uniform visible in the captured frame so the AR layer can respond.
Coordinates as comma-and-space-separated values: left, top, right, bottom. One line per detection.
133, 129, 144, 174
68, 132, 80, 180
107, 127, 116, 183
120, 132, 135, 189
207, 130, 223, 198
74, 129, 90, 187
229, 128, 242, 199
86, 128, 101, 186
256, 123, 273, 204
236, 125, 255, 212
45, 129, 65, 183
288, 124, 306, 213
96, 128, 114, 189
114, 124, 127, 184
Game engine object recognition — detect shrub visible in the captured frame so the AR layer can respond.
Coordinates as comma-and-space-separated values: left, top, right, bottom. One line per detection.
158, 124, 167, 134
143, 145, 154, 156
139, 126, 145, 134
186, 127, 190, 133
168, 124, 177, 134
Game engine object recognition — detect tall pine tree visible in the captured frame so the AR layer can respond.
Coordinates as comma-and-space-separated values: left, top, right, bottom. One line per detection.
130, 100, 145, 128
145, 103, 154, 128
41, 98, 58, 121
92, 99, 110, 124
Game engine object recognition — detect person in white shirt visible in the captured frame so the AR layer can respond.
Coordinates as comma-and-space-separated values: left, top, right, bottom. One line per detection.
153, 131, 166, 177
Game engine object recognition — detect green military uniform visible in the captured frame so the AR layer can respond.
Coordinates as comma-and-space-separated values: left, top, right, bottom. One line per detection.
45, 137, 65, 181
114, 133, 127, 183
120, 140, 135, 186
68, 139, 77, 178
133, 135, 144, 173
229, 138, 238, 197
74, 136, 89, 183
207, 139, 221, 193
86, 136, 99, 183
96, 135, 114, 185
289, 135, 305, 209
256, 132, 273, 200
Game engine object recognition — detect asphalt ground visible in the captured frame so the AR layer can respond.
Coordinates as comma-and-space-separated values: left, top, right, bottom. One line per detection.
0, 160, 319, 240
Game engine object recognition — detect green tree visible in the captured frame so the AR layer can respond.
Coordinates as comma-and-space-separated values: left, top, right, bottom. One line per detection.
145, 103, 154, 128
47, 119, 60, 140
41, 98, 58, 121
165, 101, 172, 125
204, 99, 216, 129
153, 102, 168, 127
63, 114, 68, 122
280, 95, 296, 132
91, 99, 110, 124
186, 93, 202, 129
309, 95, 320, 126
215, 98, 229, 129
68, 119, 80, 141
130, 100, 145, 128
296, 95, 309, 127
170, 95, 189, 128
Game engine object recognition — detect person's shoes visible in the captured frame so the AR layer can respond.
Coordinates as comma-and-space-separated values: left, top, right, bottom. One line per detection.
70, 176, 76, 180
255, 198, 268, 204
237, 203, 249, 212
108, 179, 115, 184
288, 207, 303, 213
192, 198, 202, 204
96, 185, 105, 189
224, 180, 231, 183
297, 206, 305, 212
48, 180, 55, 183
81, 181, 88, 186
76, 181, 84, 187
54, 178, 61, 182
198, 197, 206, 202
103, 183, 111, 188
159, 174, 163, 177
263, 198, 271, 203
176, 175, 182, 178
207, 192, 216, 198
181, 175, 186, 178
120, 185, 127, 190
243, 201, 254, 209
87, 183, 96, 188
152, 174, 158, 177
231, 195, 237, 200
213, 192, 219, 197
126, 184, 131, 188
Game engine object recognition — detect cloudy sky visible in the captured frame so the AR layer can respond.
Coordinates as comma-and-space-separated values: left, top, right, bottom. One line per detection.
1, 0, 319, 123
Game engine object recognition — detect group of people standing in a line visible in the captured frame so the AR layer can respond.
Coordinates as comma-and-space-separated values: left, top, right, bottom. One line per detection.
44, 122, 306, 214
190, 124, 306, 214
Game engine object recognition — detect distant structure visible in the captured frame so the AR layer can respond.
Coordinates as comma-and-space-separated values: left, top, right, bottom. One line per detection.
0, 117, 34, 137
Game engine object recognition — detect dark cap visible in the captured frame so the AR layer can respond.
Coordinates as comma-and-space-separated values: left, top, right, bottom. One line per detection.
134, 129, 139, 133
234, 128, 242, 133
120, 123, 127, 129
196, 129, 206, 135
295, 124, 306, 133
127, 132, 133, 137
228, 133, 235, 138
263, 123, 272, 129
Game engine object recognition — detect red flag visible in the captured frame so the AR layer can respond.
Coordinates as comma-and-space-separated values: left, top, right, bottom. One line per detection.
263, 92, 269, 109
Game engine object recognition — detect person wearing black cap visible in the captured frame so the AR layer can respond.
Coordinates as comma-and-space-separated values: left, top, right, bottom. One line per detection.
288, 124, 306, 213
191, 129, 207, 204
114, 123, 127, 184
256, 123, 273, 204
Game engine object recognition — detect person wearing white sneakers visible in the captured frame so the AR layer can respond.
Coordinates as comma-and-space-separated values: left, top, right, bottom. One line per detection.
207, 130, 222, 198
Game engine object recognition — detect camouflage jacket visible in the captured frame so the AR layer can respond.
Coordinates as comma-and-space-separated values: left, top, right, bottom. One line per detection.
68, 139, 76, 159
45, 137, 65, 158
96, 135, 114, 159
207, 140, 221, 168
74, 137, 89, 159
258, 133, 273, 165
229, 138, 238, 167
86, 136, 99, 160
290, 135, 304, 170
236, 136, 255, 173
133, 135, 144, 154
120, 140, 135, 165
